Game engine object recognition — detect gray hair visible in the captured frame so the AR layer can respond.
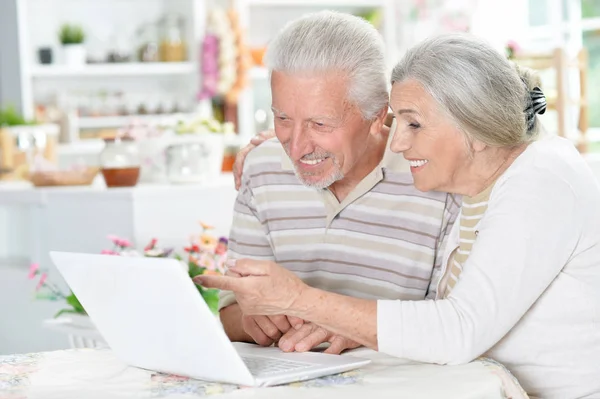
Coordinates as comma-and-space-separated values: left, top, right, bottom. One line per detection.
391, 33, 542, 147
264, 10, 388, 120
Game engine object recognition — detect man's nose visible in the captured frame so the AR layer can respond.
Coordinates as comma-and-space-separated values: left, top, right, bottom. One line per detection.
288, 126, 311, 160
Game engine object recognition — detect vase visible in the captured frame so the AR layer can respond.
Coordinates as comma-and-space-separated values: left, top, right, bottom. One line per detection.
62, 44, 86, 66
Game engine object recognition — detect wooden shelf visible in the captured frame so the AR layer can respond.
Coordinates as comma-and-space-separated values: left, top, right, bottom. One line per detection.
77, 113, 195, 129
57, 139, 104, 156
30, 62, 196, 78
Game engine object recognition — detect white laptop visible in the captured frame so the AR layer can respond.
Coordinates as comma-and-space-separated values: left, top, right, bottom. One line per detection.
49, 251, 370, 387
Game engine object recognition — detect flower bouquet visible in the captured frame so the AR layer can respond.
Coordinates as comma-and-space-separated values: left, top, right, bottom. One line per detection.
29, 222, 228, 316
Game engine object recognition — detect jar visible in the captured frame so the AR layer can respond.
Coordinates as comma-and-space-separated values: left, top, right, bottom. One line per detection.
158, 14, 187, 62
136, 23, 159, 62
221, 144, 240, 172
100, 137, 141, 187
166, 134, 224, 184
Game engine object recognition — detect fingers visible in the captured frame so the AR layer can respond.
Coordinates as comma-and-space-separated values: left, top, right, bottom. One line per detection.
286, 316, 304, 330
233, 146, 253, 191
324, 336, 348, 355
229, 259, 272, 276
294, 327, 329, 352
278, 323, 316, 352
254, 315, 283, 342
233, 130, 274, 191
193, 275, 242, 291
250, 136, 265, 146
324, 336, 361, 354
269, 315, 292, 334
225, 268, 242, 278
242, 315, 274, 347
279, 323, 330, 353
254, 129, 275, 143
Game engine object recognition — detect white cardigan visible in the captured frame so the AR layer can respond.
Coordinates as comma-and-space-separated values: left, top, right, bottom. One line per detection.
377, 136, 600, 398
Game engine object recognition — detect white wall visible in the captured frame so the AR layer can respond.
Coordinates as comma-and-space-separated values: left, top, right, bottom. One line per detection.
0, 0, 24, 110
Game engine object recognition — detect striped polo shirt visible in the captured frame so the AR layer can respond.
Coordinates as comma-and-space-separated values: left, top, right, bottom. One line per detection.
219, 138, 460, 310
441, 182, 496, 298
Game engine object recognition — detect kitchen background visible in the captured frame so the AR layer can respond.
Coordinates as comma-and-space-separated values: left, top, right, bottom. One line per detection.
0, 0, 599, 355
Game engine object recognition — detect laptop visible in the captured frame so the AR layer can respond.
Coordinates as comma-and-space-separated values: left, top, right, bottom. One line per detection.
49, 251, 370, 387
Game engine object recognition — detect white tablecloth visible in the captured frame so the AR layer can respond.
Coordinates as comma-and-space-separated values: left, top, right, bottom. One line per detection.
0, 348, 528, 399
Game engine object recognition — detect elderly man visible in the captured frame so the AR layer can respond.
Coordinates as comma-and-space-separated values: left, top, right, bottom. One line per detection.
211, 11, 459, 354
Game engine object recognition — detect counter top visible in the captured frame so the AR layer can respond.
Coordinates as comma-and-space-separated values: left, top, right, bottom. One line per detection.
0, 173, 235, 206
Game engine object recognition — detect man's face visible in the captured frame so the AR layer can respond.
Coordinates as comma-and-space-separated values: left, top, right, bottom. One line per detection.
271, 71, 373, 189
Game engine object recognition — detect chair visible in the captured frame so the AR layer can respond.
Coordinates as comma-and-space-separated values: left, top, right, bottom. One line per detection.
512, 48, 589, 152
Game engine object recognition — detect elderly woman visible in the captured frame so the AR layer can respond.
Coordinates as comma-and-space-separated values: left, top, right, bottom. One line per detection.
197, 34, 600, 398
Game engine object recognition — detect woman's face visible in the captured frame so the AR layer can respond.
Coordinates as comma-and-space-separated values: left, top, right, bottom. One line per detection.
389, 79, 474, 193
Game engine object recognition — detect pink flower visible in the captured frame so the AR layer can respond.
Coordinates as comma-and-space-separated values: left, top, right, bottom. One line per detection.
507, 39, 520, 52
101, 249, 119, 255
107, 234, 121, 245
216, 256, 227, 274
199, 253, 216, 271
118, 238, 132, 248
36, 273, 47, 291
28, 263, 39, 279
144, 238, 157, 251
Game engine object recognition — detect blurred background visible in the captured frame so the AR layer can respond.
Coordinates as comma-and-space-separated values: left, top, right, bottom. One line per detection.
0, 0, 598, 355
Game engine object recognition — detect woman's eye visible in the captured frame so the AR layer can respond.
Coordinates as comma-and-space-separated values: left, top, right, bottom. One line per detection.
408, 122, 421, 129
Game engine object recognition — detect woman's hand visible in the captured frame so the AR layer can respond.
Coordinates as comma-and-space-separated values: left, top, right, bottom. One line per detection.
194, 259, 308, 316
233, 130, 276, 190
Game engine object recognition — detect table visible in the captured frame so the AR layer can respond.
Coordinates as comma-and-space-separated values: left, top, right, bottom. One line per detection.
0, 348, 529, 399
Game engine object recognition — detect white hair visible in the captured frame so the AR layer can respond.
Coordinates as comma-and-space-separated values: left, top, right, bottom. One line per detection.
391, 33, 542, 147
264, 10, 388, 120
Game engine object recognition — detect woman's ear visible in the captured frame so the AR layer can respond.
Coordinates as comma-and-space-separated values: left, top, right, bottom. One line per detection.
369, 104, 390, 137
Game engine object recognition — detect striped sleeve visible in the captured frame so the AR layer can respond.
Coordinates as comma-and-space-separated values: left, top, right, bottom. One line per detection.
426, 193, 461, 300
218, 163, 276, 311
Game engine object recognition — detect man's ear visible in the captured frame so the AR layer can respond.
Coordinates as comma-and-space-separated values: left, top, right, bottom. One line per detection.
369, 104, 390, 137
472, 139, 487, 153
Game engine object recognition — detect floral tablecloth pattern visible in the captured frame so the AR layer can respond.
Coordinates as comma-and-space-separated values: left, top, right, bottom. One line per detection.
0, 348, 528, 399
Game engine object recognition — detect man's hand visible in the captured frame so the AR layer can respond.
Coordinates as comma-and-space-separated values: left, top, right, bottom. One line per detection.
242, 314, 304, 346
233, 130, 276, 190
278, 322, 361, 354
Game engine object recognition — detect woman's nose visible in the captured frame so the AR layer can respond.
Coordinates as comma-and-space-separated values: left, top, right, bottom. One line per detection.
390, 126, 412, 153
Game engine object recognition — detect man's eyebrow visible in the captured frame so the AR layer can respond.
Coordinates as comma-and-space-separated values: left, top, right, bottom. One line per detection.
271, 106, 286, 116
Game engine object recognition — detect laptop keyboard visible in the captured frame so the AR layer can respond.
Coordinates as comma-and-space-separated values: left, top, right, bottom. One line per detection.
241, 356, 313, 376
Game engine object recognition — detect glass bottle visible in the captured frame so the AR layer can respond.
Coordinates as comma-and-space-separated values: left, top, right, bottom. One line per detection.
159, 14, 187, 62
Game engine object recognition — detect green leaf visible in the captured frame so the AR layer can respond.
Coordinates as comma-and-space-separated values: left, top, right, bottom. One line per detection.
202, 289, 220, 314
0, 104, 33, 126
188, 264, 206, 279
58, 24, 85, 44
54, 308, 85, 318
65, 292, 86, 313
